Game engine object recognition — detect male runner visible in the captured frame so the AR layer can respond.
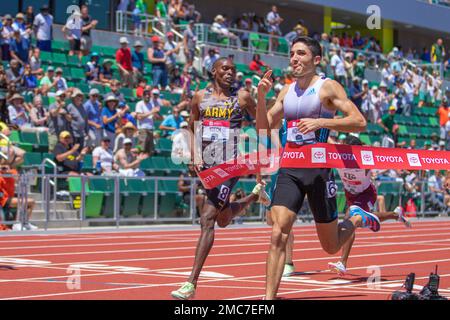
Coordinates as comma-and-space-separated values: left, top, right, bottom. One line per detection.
171, 58, 266, 300
328, 135, 411, 275
257, 36, 380, 300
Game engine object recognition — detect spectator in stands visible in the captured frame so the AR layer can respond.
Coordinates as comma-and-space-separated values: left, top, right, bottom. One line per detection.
39, 66, 56, 92
33, 4, 53, 52
349, 77, 365, 113
431, 132, 440, 150
102, 95, 122, 148
164, 32, 181, 77
408, 138, 417, 150
266, 5, 283, 52
249, 54, 268, 76
320, 33, 330, 59
235, 15, 250, 48
367, 85, 382, 123
431, 38, 446, 64
343, 52, 354, 87
285, 25, 305, 44
29, 95, 48, 131
379, 81, 391, 113
352, 31, 364, 50
62, 10, 82, 60
378, 105, 399, 148
147, 36, 168, 90
185, 4, 201, 23
5, 59, 23, 89
108, 80, 129, 109
232, 72, 245, 92
135, 78, 147, 99
183, 20, 197, 68
84, 88, 103, 148
114, 138, 147, 177
202, 48, 220, 80
136, 88, 161, 156
439, 140, 446, 151
339, 32, 353, 48
437, 99, 449, 140
353, 53, 366, 80
53, 131, 89, 176
170, 65, 182, 93
156, 0, 169, 19
93, 137, 118, 175
21, 64, 38, 94
67, 89, 88, 149
160, 107, 184, 137
7, 94, 28, 127
114, 121, 137, 153
243, 78, 257, 100
80, 5, 97, 57
48, 90, 71, 152
25, 6, 35, 30
116, 37, 133, 88
428, 170, 450, 212
54, 67, 68, 92
99, 59, 114, 86
132, 0, 147, 36
329, 36, 341, 52
211, 15, 241, 48
29, 47, 43, 76
0, 95, 8, 125
1, 14, 14, 61
360, 79, 370, 117
85, 52, 101, 84
171, 120, 190, 162
10, 30, 30, 65
0, 164, 37, 230
330, 48, 346, 87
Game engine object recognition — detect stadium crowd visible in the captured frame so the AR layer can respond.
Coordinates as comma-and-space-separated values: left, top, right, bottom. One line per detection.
0, 2, 449, 230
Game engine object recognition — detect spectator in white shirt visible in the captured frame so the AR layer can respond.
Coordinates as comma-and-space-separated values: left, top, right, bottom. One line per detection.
202, 48, 220, 80
171, 121, 191, 164
330, 48, 346, 87
266, 5, 283, 52
211, 15, 241, 47
135, 88, 162, 155
93, 137, 118, 174
62, 10, 82, 59
33, 4, 53, 52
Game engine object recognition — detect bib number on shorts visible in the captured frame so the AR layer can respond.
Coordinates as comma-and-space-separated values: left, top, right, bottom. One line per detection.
202, 120, 230, 141
287, 120, 315, 144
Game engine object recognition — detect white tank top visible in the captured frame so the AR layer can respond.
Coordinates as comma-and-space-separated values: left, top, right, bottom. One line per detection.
337, 168, 372, 195
283, 76, 335, 144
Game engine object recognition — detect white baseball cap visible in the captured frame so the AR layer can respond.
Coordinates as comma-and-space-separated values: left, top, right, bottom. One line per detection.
180, 121, 189, 128
151, 88, 160, 95
119, 37, 129, 44
123, 138, 133, 145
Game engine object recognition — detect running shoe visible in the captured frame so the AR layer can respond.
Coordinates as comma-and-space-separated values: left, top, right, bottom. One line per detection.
282, 263, 295, 277
328, 261, 347, 275
395, 206, 411, 228
171, 282, 196, 300
24, 223, 39, 231
349, 205, 381, 232
12, 223, 24, 231
252, 183, 271, 207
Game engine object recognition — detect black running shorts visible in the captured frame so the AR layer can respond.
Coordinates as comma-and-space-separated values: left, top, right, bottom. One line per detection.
271, 168, 338, 223
205, 177, 240, 210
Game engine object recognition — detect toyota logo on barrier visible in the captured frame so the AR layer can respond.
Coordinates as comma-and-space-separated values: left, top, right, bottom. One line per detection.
407, 153, 422, 167
363, 154, 372, 162
315, 151, 325, 159
410, 156, 418, 163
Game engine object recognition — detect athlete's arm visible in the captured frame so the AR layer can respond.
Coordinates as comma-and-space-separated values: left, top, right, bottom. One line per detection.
256, 71, 285, 134
297, 79, 367, 134
238, 89, 257, 119
189, 90, 203, 168
445, 171, 450, 189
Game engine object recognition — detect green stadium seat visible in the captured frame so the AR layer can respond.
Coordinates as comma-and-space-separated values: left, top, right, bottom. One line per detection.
40, 51, 52, 63
21, 131, 47, 152
90, 177, 115, 217
22, 152, 42, 168
53, 53, 68, 66
52, 40, 70, 53
81, 154, 95, 173
359, 133, 371, 145
120, 179, 142, 217
68, 177, 103, 218
67, 55, 81, 67
71, 68, 86, 80
141, 179, 157, 217
156, 138, 172, 154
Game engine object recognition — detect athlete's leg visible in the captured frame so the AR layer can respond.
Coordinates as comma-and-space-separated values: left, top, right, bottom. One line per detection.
187, 203, 221, 286
265, 205, 297, 300
267, 209, 295, 271
216, 192, 259, 228
377, 195, 386, 212
338, 209, 354, 268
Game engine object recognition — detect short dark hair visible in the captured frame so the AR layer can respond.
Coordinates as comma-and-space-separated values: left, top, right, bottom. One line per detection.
291, 36, 322, 58
344, 135, 363, 146
212, 57, 234, 70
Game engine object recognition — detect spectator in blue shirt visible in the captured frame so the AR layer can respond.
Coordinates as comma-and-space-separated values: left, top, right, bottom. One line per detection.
132, 40, 145, 80
101, 94, 123, 147
21, 64, 38, 93
1, 14, 14, 61
84, 88, 103, 147
10, 30, 30, 65
353, 31, 364, 50
99, 59, 114, 86
349, 77, 366, 112
84, 52, 101, 84
159, 107, 184, 137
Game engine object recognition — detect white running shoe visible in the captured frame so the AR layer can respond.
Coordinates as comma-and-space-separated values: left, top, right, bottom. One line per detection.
12, 223, 24, 231
171, 282, 196, 300
328, 261, 347, 275
252, 183, 271, 207
395, 206, 411, 228
282, 264, 295, 277
24, 223, 39, 231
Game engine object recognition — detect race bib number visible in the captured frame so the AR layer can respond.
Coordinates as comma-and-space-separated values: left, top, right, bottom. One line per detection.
202, 120, 230, 141
287, 120, 315, 144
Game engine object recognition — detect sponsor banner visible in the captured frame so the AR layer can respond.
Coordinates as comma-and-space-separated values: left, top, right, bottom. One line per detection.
197, 143, 450, 189
280, 143, 450, 170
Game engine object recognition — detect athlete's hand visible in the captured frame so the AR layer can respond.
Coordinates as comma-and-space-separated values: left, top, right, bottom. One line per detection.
297, 118, 324, 134
257, 70, 273, 98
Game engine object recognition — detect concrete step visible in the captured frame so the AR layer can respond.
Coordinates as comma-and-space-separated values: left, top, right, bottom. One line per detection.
31, 210, 79, 221
33, 201, 74, 211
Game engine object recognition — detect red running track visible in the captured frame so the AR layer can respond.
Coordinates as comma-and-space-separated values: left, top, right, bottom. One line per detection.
1, 219, 450, 300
